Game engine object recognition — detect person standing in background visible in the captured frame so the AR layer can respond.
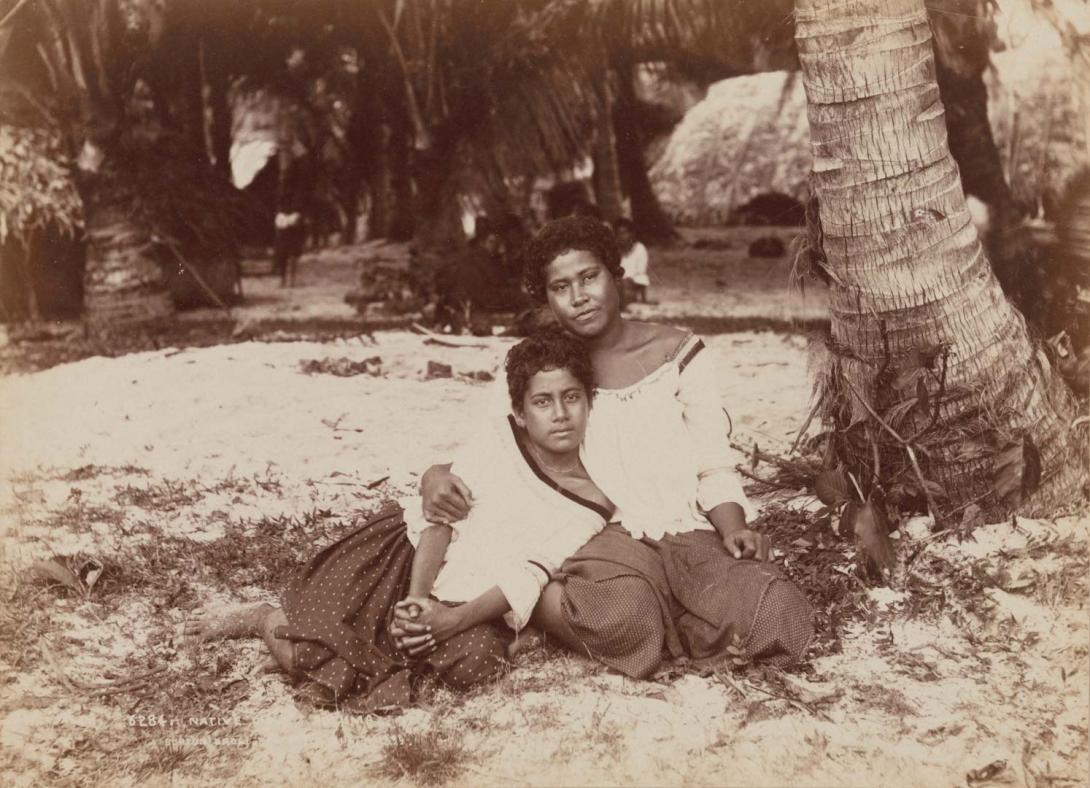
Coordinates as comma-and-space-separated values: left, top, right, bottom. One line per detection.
614, 218, 651, 306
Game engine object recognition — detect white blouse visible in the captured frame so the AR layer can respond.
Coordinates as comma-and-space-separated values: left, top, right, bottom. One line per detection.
581, 333, 756, 541
403, 416, 608, 631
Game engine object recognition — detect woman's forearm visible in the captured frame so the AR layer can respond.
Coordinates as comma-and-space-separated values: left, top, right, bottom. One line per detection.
408, 525, 452, 598
449, 586, 511, 635
707, 501, 747, 539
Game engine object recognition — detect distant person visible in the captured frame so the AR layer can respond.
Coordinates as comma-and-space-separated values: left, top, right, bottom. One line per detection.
614, 218, 652, 306
273, 210, 307, 287
274, 156, 313, 287
434, 214, 529, 333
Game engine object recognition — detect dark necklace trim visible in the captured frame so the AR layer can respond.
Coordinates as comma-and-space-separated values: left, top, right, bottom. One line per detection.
678, 338, 705, 374
507, 415, 612, 521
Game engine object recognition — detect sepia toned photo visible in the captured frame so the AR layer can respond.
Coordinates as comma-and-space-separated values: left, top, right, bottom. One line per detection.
0, 0, 1087, 785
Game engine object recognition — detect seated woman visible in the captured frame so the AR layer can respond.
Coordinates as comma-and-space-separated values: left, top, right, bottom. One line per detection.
419, 216, 815, 677
186, 329, 615, 713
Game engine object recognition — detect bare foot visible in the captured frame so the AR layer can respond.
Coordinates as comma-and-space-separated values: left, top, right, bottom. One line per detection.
506, 626, 543, 660
185, 603, 276, 643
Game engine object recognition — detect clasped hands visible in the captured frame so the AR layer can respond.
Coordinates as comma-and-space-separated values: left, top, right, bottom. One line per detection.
387, 597, 461, 658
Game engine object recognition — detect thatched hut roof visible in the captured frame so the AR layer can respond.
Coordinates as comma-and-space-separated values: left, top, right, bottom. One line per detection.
649, 71, 810, 226
651, 0, 1088, 226
229, 87, 284, 190
987, 0, 1090, 217
0, 123, 83, 245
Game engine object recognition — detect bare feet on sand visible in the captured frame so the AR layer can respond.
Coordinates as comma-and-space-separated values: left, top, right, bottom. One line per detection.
506, 627, 543, 660
184, 602, 276, 642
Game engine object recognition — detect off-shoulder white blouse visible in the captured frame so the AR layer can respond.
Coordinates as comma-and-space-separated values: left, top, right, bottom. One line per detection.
581, 332, 756, 541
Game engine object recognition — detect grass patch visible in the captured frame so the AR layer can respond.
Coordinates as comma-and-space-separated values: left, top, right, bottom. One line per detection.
851, 681, 919, 719
59, 464, 151, 482
0, 566, 63, 673
134, 739, 203, 783
114, 480, 205, 511
588, 710, 626, 760
37, 492, 128, 532
46, 505, 364, 605
373, 719, 472, 786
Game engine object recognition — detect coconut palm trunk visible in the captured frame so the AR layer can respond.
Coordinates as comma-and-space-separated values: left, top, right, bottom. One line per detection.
12, 0, 176, 332
82, 194, 174, 332
613, 60, 677, 243
591, 75, 624, 224
795, 0, 1084, 515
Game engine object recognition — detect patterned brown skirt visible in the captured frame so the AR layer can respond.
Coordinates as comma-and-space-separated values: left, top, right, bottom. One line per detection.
274, 506, 509, 714
558, 525, 814, 679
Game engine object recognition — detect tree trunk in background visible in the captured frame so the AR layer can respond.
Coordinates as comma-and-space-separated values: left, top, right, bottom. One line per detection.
931, 14, 1027, 312
20, 233, 41, 322
388, 104, 415, 242
412, 134, 465, 252
936, 59, 1028, 296
353, 78, 389, 240
338, 124, 364, 245
177, 32, 207, 159
1, 234, 43, 322
612, 62, 676, 243
591, 75, 624, 224
83, 188, 174, 333
366, 130, 391, 240
935, 63, 1014, 216
203, 32, 232, 179
796, 0, 1084, 514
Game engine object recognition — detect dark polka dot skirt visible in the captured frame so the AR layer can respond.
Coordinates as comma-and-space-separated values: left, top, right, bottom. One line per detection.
275, 505, 508, 713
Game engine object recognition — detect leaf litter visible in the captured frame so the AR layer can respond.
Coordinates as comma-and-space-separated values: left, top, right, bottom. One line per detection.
0, 330, 1085, 786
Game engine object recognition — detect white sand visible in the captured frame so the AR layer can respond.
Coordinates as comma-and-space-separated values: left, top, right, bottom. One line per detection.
0, 329, 1086, 787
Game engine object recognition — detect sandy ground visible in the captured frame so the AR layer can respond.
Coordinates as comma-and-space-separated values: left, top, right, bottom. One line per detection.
0, 238, 1086, 787
198, 226, 828, 328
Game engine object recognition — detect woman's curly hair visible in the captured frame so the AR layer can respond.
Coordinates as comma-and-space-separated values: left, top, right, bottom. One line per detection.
505, 326, 596, 411
521, 216, 624, 303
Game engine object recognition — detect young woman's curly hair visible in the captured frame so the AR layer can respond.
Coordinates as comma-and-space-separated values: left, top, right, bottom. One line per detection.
521, 216, 624, 302
505, 326, 596, 411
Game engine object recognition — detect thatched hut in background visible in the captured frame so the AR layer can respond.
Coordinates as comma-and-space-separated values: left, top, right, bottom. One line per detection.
987, 0, 1089, 218
230, 87, 284, 194
0, 123, 84, 321
650, 0, 1088, 227
649, 71, 810, 226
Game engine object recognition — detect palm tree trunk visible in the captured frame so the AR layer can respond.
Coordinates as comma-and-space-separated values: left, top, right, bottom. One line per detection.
175, 30, 206, 158
353, 79, 389, 240
366, 136, 391, 240
796, 0, 1084, 515
591, 74, 624, 224
19, 232, 41, 323
83, 194, 174, 333
388, 104, 415, 242
612, 61, 676, 243
932, 30, 1027, 312
412, 139, 464, 252
203, 32, 232, 178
